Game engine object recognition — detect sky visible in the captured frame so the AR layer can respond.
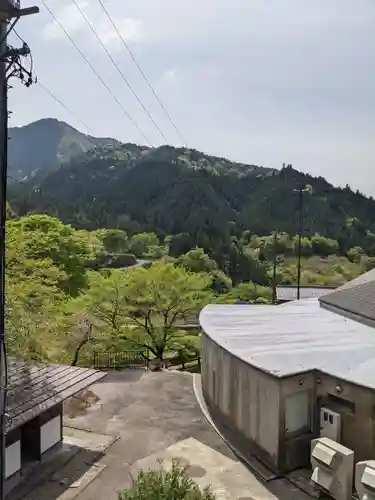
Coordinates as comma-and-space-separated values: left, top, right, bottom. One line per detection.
9, 0, 375, 195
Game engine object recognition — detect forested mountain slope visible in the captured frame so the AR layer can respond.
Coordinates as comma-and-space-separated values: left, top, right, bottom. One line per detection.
8, 118, 120, 180
8, 137, 375, 256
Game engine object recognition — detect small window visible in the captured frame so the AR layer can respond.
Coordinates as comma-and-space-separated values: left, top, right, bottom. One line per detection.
285, 391, 311, 435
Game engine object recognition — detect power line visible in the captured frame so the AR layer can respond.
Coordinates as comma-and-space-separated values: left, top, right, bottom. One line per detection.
37, 80, 90, 132
39, 0, 151, 145
70, 0, 168, 144
96, 0, 186, 146
13, 30, 89, 133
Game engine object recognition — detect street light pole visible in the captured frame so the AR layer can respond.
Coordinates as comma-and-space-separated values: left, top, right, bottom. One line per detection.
296, 190, 303, 300
293, 185, 312, 300
271, 230, 278, 304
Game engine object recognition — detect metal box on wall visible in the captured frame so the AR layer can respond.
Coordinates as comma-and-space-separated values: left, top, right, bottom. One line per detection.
311, 437, 354, 500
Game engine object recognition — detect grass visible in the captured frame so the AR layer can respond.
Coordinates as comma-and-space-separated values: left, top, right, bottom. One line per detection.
118, 462, 216, 500
279, 255, 365, 287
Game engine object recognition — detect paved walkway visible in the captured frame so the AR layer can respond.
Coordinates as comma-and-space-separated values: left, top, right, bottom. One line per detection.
13, 370, 312, 500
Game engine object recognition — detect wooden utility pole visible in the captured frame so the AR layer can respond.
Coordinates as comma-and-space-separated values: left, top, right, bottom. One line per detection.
0, 2, 38, 498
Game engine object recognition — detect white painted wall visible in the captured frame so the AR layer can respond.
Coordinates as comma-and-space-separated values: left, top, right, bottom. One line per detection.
5, 441, 21, 479
40, 415, 61, 454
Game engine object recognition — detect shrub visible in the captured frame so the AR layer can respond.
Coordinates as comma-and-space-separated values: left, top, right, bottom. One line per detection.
118, 463, 216, 500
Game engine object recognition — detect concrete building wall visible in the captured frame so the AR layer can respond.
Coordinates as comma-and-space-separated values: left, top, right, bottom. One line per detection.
278, 372, 375, 470
201, 333, 281, 470
316, 373, 375, 462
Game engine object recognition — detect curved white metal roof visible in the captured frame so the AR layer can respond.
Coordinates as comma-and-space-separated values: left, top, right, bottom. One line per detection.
199, 299, 375, 389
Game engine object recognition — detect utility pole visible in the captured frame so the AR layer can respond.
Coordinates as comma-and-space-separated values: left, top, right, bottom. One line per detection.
271, 230, 278, 304
0, 8, 6, 498
293, 185, 312, 300
296, 189, 303, 301
0, 2, 38, 498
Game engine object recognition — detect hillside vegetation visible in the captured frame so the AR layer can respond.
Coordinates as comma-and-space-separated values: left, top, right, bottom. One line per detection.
8, 134, 375, 261
6, 119, 375, 366
5, 213, 371, 366
9, 118, 120, 180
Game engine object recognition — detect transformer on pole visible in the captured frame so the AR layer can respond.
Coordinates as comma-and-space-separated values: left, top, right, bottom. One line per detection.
0, 2, 38, 497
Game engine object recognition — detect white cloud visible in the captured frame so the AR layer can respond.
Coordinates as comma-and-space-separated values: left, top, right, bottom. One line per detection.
163, 69, 177, 82
9, 0, 375, 194
99, 17, 144, 46
43, 2, 89, 41
42, 0, 144, 49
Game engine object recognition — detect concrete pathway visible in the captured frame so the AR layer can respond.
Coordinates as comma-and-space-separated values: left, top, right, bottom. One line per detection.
10, 371, 314, 500
130, 437, 278, 500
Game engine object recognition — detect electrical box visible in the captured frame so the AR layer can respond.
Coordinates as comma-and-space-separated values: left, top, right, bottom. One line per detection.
320, 407, 342, 441
356, 460, 375, 500
311, 437, 354, 500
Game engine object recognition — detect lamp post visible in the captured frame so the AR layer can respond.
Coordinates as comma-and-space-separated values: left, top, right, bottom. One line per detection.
293, 185, 312, 300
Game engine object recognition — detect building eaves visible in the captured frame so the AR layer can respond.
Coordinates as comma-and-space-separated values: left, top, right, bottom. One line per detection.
6, 360, 106, 432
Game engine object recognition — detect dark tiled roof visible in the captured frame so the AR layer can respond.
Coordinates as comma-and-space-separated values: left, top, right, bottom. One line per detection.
276, 285, 335, 301
319, 275, 375, 325
5, 359, 106, 432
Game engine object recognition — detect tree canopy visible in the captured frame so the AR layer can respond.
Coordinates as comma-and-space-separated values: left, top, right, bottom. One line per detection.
69, 263, 212, 363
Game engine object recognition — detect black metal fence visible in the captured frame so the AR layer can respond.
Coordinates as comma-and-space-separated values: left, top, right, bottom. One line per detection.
93, 350, 149, 370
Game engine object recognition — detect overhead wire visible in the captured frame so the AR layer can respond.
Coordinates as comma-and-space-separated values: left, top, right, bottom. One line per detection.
37, 81, 90, 133
39, 0, 152, 145
13, 29, 89, 132
96, 0, 186, 146
70, 0, 169, 144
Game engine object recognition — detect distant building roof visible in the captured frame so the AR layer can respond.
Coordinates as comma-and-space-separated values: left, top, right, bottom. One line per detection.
6, 360, 106, 432
199, 299, 375, 390
319, 269, 375, 327
276, 285, 335, 302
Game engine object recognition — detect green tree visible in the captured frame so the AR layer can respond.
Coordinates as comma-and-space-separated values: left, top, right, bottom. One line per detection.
210, 270, 232, 294
229, 282, 271, 303
72, 263, 211, 364
7, 214, 91, 295
292, 236, 313, 257
97, 228, 128, 254
116, 214, 140, 235
177, 247, 217, 273
311, 235, 339, 257
128, 232, 160, 257
167, 233, 193, 257
346, 246, 365, 263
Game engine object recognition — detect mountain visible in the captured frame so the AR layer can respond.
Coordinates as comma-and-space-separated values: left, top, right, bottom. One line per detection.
8, 118, 120, 180
7, 120, 375, 257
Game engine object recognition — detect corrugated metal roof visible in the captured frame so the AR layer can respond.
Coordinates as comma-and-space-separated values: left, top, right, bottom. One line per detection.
199, 299, 375, 389
276, 286, 334, 301
5, 360, 106, 432
319, 268, 375, 325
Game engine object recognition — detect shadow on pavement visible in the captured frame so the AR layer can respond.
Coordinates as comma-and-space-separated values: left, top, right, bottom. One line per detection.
8, 445, 105, 500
